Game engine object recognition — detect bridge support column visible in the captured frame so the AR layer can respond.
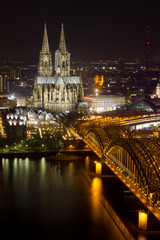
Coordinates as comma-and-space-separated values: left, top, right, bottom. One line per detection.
138, 211, 148, 230
95, 161, 102, 175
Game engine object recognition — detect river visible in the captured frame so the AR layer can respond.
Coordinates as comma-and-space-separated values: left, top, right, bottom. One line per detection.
0, 155, 127, 240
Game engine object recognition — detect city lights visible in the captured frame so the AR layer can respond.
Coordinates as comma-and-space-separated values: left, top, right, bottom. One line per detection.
0, 3, 160, 238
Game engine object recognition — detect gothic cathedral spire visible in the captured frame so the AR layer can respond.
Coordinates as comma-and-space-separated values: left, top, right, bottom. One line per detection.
42, 22, 50, 53
55, 23, 70, 77
59, 23, 67, 53
38, 23, 53, 77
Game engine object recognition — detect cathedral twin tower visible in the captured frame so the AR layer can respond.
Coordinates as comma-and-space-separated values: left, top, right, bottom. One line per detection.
33, 23, 84, 113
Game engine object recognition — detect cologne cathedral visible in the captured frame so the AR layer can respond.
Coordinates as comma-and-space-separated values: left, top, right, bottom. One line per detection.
33, 23, 84, 113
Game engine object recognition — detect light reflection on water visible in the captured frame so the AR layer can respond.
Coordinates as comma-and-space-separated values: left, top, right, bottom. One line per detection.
91, 177, 103, 219
85, 156, 90, 171
0, 157, 126, 240
137, 235, 147, 240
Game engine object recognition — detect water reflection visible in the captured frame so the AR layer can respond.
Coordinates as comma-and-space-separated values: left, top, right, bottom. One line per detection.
85, 156, 90, 171
137, 235, 147, 240
0, 157, 126, 239
91, 177, 103, 218
40, 157, 46, 185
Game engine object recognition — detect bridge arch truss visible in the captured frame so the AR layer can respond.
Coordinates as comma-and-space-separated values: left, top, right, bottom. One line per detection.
83, 126, 160, 220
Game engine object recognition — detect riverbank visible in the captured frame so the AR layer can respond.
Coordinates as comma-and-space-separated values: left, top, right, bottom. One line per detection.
0, 149, 95, 159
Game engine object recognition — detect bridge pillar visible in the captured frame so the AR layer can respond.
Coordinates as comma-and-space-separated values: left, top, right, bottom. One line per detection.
138, 211, 148, 230
95, 161, 102, 175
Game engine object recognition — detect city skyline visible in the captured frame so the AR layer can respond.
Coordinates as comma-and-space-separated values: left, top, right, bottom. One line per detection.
0, 3, 160, 238
0, 1, 160, 62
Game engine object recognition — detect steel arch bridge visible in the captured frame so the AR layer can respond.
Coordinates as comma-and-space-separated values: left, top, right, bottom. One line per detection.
80, 125, 160, 221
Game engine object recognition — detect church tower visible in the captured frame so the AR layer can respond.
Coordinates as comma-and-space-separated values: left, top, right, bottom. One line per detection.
55, 23, 70, 77
38, 23, 53, 77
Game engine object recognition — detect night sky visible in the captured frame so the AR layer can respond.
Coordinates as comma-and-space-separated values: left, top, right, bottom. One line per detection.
0, 1, 160, 62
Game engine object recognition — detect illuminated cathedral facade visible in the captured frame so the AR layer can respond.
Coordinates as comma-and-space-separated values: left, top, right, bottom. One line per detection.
33, 23, 84, 113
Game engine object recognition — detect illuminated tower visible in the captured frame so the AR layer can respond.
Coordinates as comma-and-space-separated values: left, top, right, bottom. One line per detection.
38, 23, 53, 77
55, 23, 71, 76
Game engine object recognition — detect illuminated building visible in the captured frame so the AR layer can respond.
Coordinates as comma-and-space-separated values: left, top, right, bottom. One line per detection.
156, 82, 160, 98
0, 74, 10, 93
33, 23, 84, 113
85, 95, 125, 113
16, 97, 27, 107
0, 75, 3, 92
93, 75, 104, 86
0, 111, 7, 138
